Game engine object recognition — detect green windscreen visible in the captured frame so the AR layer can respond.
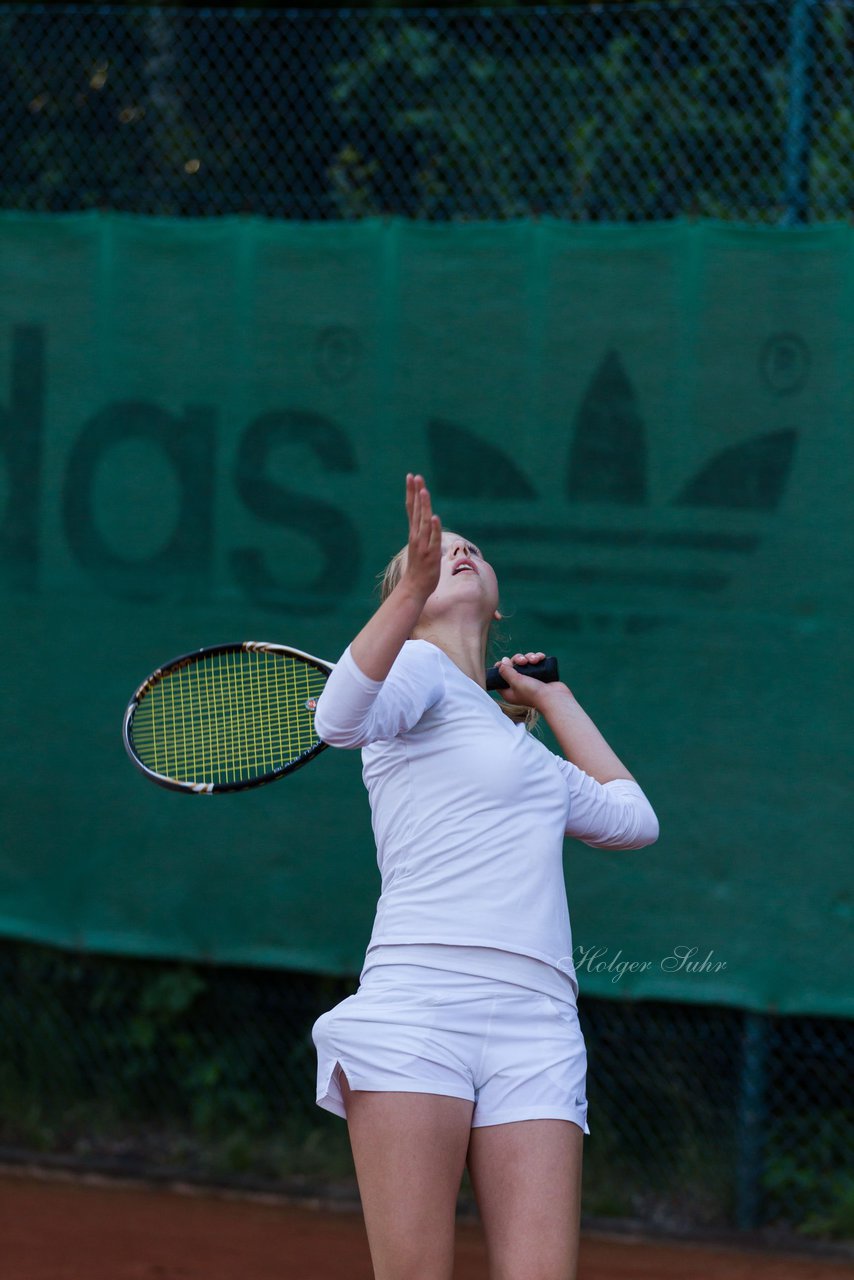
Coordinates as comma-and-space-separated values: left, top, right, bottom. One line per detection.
0, 213, 850, 1016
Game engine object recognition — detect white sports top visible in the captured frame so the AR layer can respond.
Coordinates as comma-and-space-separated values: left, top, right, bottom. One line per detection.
314, 640, 659, 1002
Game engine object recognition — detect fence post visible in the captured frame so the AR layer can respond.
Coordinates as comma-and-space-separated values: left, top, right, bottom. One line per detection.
736, 1011, 769, 1230
782, 0, 819, 224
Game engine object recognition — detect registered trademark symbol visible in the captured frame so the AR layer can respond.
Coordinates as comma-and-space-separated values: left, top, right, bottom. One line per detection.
314, 325, 362, 386
759, 333, 810, 396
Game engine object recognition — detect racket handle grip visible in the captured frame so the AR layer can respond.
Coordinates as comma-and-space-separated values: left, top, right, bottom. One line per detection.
485, 655, 560, 692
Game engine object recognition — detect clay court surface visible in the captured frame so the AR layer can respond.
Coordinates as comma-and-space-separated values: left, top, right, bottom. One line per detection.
2, 1173, 852, 1280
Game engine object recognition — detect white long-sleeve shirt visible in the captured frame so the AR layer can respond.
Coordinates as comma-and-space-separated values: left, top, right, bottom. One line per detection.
314, 639, 659, 996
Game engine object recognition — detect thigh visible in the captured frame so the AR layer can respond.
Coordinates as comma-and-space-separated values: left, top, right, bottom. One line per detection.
341, 1070, 475, 1280
466, 1118, 584, 1280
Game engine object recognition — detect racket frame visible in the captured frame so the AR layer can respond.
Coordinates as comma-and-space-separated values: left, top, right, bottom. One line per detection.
122, 641, 334, 795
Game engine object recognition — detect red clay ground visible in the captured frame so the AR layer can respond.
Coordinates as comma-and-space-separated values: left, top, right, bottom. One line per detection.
1, 1172, 852, 1280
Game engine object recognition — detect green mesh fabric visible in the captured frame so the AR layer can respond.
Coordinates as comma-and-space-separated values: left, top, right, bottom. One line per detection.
0, 211, 850, 1016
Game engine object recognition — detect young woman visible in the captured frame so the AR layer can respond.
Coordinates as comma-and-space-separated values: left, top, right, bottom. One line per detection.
311, 474, 659, 1280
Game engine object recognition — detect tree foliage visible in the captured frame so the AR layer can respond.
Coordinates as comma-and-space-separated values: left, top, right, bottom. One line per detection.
0, 4, 850, 220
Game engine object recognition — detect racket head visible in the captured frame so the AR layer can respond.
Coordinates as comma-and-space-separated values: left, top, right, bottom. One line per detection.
123, 642, 333, 794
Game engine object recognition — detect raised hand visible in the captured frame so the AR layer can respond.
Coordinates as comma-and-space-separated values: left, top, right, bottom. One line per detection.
402, 473, 443, 603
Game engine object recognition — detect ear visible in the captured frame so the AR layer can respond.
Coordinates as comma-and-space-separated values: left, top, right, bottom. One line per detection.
493, 609, 503, 621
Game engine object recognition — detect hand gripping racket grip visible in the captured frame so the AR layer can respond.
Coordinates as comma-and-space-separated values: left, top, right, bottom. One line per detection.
485, 655, 559, 692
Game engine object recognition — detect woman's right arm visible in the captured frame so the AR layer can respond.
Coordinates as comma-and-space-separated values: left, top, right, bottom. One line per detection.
313, 475, 444, 748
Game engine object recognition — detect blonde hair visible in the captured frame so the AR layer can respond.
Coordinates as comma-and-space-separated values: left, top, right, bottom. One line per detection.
379, 545, 539, 731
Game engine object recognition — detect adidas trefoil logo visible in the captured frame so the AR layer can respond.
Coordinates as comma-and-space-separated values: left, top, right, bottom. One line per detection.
429, 350, 798, 636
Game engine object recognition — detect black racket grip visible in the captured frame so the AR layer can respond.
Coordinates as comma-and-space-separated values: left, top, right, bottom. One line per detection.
485, 655, 559, 692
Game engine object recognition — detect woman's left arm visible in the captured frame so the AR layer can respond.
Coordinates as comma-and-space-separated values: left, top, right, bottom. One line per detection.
497, 653, 659, 849
496, 653, 635, 783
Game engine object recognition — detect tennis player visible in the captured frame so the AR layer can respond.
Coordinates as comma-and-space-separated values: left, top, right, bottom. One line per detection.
311, 473, 659, 1280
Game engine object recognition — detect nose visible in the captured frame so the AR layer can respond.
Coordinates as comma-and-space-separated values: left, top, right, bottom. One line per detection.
450, 540, 474, 559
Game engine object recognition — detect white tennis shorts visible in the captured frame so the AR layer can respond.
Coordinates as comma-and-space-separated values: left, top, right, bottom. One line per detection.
311, 962, 590, 1133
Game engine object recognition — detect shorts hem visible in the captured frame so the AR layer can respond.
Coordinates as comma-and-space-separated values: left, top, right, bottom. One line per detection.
471, 1105, 590, 1134
316, 1060, 474, 1119
315, 1093, 348, 1120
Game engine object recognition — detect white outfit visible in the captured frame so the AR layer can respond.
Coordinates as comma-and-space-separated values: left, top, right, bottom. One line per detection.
311, 961, 592, 1131
311, 639, 659, 1130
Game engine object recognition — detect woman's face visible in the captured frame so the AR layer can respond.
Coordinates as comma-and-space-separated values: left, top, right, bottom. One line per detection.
414, 531, 500, 627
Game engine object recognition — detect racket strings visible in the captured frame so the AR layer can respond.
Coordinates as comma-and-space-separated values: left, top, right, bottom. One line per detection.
130, 650, 326, 785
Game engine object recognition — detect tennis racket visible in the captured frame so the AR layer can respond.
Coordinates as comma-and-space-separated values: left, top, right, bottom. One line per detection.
123, 642, 559, 795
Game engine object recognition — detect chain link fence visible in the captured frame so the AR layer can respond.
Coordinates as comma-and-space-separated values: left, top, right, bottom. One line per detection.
1, 1, 853, 222
2, 940, 852, 1243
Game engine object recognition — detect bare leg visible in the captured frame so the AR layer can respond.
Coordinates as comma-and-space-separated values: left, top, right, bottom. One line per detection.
466, 1119, 584, 1280
340, 1070, 475, 1280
